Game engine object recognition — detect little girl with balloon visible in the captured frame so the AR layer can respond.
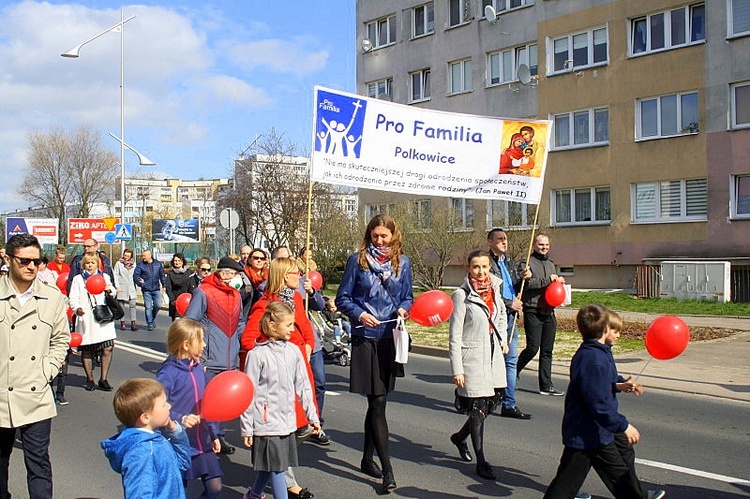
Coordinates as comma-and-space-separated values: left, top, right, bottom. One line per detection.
240, 301, 320, 499
157, 318, 223, 499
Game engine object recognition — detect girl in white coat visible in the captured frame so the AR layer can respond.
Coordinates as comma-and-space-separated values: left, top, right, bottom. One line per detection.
448, 250, 508, 480
69, 253, 117, 392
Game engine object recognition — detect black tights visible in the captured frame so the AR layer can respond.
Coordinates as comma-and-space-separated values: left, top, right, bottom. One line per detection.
455, 410, 487, 465
184, 476, 222, 499
81, 346, 113, 382
364, 394, 391, 473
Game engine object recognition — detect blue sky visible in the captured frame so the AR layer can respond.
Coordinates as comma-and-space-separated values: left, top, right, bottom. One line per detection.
0, 1, 356, 212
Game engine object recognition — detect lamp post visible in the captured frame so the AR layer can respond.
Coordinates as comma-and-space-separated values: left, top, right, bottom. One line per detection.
62, 10, 149, 248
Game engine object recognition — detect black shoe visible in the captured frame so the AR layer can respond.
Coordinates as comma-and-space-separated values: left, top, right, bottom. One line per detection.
360, 458, 383, 478
218, 438, 235, 455
83, 380, 96, 391
476, 461, 496, 480
539, 387, 565, 396
98, 379, 113, 391
311, 430, 331, 445
379, 472, 396, 494
288, 488, 314, 499
55, 394, 69, 406
501, 405, 532, 420
450, 433, 473, 462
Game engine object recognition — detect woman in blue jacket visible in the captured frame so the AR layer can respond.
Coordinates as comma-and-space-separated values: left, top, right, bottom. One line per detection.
336, 214, 413, 495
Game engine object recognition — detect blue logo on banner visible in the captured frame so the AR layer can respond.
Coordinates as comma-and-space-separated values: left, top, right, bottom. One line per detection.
315, 90, 366, 158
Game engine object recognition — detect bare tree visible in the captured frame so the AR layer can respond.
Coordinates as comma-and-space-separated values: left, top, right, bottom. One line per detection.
18, 126, 118, 243
310, 191, 362, 283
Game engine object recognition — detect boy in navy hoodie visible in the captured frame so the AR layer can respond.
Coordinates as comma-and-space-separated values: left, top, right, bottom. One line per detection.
544, 305, 665, 499
101, 378, 194, 499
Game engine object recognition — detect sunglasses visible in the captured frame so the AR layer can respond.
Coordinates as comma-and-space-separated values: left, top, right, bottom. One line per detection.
13, 256, 43, 267
199, 267, 211, 272
252, 256, 267, 261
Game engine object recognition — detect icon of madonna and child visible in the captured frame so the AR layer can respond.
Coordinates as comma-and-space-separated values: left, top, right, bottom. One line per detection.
498, 122, 548, 178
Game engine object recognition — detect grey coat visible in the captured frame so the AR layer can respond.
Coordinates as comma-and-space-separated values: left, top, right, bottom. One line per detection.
449, 274, 508, 398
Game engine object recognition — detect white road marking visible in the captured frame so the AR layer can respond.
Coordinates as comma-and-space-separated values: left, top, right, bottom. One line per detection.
637, 458, 750, 486
114, 340, 167, 361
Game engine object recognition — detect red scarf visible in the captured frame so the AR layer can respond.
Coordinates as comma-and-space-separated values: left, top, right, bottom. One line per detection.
245, 266, 268, 289
199, 273, 241, 338
469, 274, 495, 317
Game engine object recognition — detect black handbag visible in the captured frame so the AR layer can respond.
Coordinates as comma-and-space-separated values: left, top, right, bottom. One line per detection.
105, 291, 125, 321
88, 293, 114, 324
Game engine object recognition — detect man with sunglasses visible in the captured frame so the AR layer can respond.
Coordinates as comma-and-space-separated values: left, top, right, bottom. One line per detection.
0, 234, 70, 498
66, 238, 114, 295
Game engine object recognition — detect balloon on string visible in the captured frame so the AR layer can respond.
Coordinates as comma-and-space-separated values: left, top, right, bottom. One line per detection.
307, 270, 323, 291
644, 315, 690, 360
410, 290, 453, 327
545, 281, 566, 307
86, 275, 106, 295
56, 272, 69, 295
175, 293, 192, 316
69, 332, 83, 348
201, 371, 254, 422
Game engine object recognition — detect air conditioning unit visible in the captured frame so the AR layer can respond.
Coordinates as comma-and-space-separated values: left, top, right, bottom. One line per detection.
659, 261, 731, 303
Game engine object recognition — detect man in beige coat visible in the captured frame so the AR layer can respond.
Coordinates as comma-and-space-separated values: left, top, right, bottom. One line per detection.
0, 234, 70, 498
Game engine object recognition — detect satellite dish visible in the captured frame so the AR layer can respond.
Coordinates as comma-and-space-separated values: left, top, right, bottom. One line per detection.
361, 38, 373, 53
377, 92, 392, 101
484, 5, 497, 24
517, 64, 532, 85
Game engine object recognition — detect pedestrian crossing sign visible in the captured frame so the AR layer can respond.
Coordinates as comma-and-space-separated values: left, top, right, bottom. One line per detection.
114, 224, 133, 241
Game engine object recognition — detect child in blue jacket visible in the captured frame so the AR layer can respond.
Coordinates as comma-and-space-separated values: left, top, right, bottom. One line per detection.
157, 318, 223, 498
101, 378, 194, 499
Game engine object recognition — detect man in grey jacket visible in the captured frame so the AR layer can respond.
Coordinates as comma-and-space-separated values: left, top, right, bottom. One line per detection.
0, 234, 70, 498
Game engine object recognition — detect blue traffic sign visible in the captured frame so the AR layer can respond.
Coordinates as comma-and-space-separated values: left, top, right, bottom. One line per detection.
114, 224, 133, 241
104, 231, 116, 244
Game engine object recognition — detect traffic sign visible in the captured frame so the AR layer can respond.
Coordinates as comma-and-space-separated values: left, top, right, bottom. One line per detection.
219, 208, 240, 230
114, 224, 133, 241
102, 217, 119, 231
104, 231, 116, 244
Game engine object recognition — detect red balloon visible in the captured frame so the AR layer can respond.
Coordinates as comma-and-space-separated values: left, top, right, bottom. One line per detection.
175, 293, 192, 316
66, 307, 74, 323
86, 275, 106, 294
645, 315, 690, 360
410, 290, 453, 327
69, 332, 83, 348
56, 272, 69, 296
201, 371, 254, 422
307, 270, 323, 291
545, 280, 566, 307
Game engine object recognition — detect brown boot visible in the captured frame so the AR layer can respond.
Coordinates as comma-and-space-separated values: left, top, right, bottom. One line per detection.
131, 321, 137, 331
120, 321, 126, 331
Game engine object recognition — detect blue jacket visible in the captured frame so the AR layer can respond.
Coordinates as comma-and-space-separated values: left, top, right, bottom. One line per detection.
561, 340, 629, 450
157, 357, 219, 457
134, 260, 166, 292
101, 425, 191, 499
336, 253, 413, 339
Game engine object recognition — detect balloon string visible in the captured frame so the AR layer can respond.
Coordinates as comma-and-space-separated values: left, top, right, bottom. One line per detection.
354, 318, 399, 329
632, 356, 653, 382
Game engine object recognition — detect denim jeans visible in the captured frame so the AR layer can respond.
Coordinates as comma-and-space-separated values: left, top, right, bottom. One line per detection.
309, 350, 326, 425
502, 312, 520, 409
142, 289, 161, 327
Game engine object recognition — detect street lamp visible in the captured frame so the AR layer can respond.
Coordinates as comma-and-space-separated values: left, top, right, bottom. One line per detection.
62, 10, 148, 246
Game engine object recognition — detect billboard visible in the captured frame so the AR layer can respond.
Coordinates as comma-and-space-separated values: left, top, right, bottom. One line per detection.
6, 217, 59, 245
68, 218, 118, 244
152, 219, 201, 242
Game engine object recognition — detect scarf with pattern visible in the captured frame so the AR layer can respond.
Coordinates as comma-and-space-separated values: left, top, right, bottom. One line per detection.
469, 274, 495, 317
364, 243, 393, 280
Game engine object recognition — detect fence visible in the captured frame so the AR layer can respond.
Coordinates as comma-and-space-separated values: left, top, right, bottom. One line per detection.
731, 265, 750, 303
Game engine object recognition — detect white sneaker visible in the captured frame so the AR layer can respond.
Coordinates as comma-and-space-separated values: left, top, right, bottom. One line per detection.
647, 491, 666, 499
575, 492, 592, 499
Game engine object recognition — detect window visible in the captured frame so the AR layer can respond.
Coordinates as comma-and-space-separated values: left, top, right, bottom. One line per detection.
552, 187, 611, 225
549, 27, 608, 74
345, 198, 357, 215
631, 179, 707, 222
731, 175, 750, 218
449, 59, 472, 94
552, 108, 609, 149
410, 68, 431, 102
637, 92, 699, 139
487, 200, 535, 228
365, 203, 395, 220
451, 198, 474, 229
448, 0, 473, 27
413, 199, 432, 227
367, 78, 393, 99
731, 81, 750, 128
412, 3, 434, 38
487, 44, 537, 85
366, 15, 397, 49
630, 4, 705, 56
729, 0, 750, 37
482, 0, 534, 14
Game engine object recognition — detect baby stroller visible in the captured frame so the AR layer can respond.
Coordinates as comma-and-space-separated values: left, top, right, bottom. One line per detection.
310, 311, 351, 367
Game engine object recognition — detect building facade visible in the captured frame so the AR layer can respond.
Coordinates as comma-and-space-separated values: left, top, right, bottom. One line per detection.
356, 0, 750, 294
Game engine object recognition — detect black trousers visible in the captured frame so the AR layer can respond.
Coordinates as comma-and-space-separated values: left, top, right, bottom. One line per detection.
0, 418, 53, 499
517, 309, 557, 391
543, 441, 645, 499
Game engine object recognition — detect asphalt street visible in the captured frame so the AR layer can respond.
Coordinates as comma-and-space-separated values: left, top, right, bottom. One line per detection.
8, 311, 750, 498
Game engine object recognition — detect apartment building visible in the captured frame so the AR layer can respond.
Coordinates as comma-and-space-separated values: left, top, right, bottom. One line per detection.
356, 0, 750, 294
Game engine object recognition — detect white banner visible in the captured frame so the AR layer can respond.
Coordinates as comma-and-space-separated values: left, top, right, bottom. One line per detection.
310, 86, 551, 204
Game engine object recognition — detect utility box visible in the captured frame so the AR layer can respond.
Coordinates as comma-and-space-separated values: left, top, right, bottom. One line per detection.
660, 261, 731, 303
